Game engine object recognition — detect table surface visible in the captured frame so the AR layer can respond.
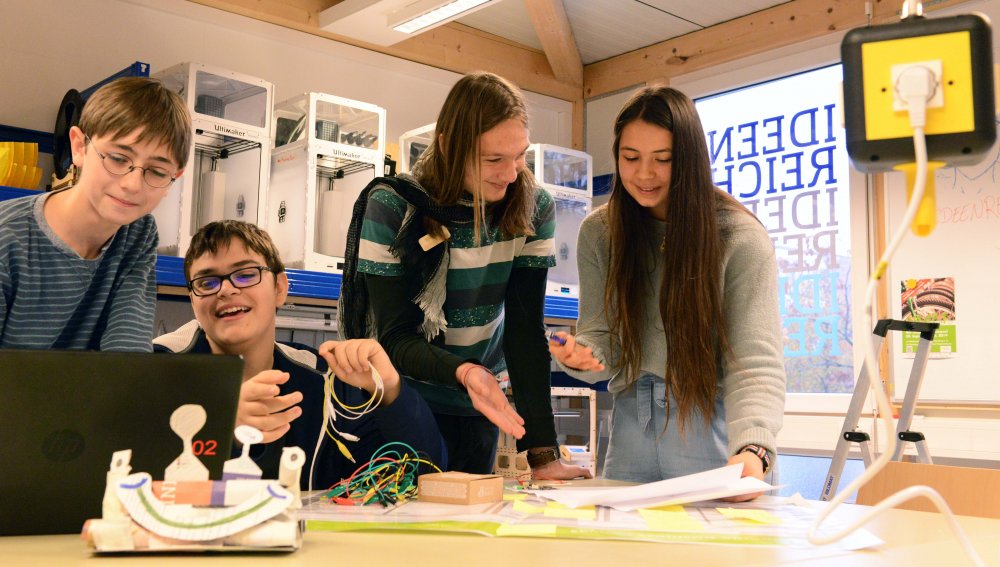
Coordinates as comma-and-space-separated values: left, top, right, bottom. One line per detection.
3, 502, 998, 567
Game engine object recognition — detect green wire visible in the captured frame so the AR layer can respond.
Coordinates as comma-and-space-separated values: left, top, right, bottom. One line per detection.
322, 441, 438, 506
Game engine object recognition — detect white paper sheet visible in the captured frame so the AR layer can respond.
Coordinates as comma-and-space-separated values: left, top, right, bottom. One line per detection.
528, 464, 778, 511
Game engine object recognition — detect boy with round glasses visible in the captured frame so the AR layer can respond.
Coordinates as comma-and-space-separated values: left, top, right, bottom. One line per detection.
154, 220, 446, 488
0, 77, 191, 350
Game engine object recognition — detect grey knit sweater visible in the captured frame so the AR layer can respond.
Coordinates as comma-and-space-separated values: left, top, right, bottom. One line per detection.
560, 204, 786, 457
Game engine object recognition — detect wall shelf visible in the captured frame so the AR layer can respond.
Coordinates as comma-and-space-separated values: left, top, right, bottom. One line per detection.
154, 255, 577, 318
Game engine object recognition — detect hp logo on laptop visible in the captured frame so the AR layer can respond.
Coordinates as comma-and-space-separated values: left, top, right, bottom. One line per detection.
41, 429, 85, 462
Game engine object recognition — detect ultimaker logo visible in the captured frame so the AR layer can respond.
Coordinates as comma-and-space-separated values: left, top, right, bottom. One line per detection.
214, 123, 247, 138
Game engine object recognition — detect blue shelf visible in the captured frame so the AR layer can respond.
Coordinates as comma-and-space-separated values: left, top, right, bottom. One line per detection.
542, 295, 580, 320
0, 186, 41, 200
283, 267, 342, 301
0, 125, 53, 155
156, 255, 577, 318
157, 255, 342, 301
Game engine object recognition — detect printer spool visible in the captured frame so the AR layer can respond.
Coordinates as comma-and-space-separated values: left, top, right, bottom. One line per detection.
52, 89, 84, 180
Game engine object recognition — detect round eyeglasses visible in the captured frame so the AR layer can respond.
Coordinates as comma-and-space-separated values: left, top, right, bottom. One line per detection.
187, 266, 273, 297
85, 135, 178, 188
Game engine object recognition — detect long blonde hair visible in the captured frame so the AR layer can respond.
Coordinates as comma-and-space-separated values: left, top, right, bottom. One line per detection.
413, 72, 537, 241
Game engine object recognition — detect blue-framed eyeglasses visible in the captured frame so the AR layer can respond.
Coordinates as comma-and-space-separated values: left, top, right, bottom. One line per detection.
187, 266, 273, 297
85, 135, 178, 188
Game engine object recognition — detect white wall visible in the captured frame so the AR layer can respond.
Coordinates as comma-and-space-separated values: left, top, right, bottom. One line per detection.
0, 0, 572, 150
585, 89, 632, 176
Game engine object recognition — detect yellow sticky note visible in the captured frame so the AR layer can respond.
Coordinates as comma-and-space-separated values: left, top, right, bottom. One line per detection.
717, 507, 782, 525
512, 500, 545, 515
542, 502, 596, 520
638, 508, 705, 532
496, 523, 557, 536
645, 504, 686, 513
503, 493, 528, 501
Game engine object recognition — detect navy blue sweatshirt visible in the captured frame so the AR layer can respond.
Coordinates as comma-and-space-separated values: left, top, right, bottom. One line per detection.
154, 321, 447, 489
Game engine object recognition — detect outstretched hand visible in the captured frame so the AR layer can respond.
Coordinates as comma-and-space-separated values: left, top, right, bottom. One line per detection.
456, 363, 525, 439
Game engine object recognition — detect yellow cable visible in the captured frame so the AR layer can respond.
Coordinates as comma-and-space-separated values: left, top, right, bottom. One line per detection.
325, 369, 378, 411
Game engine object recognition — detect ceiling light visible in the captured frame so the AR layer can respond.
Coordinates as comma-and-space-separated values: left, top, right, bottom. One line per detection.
390, 0, 493, 34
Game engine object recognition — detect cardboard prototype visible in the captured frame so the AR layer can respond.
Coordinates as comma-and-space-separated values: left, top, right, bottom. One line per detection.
418, 472, 503, 505
82, 406, 304, 553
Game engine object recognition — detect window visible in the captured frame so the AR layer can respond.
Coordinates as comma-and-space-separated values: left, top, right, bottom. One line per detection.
692, 64, 867, 402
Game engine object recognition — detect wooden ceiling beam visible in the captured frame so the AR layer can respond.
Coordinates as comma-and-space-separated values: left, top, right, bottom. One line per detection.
187, 0, 583, 101
523, 0, 583, 86
583, 0, 978, 99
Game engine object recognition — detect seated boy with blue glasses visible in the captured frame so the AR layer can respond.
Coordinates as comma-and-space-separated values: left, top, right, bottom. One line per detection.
154, 220, 446, 488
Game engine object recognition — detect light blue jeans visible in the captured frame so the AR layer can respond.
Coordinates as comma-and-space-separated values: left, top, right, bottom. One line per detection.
604, 373, 729, 482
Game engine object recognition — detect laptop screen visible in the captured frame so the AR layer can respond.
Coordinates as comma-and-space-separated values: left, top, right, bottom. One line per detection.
0, 350, 242, 535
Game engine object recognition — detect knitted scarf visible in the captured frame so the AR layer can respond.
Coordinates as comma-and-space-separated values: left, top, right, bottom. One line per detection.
338, 174, 478, 341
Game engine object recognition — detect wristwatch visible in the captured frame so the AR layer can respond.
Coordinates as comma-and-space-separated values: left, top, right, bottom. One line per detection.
739, 444, 772, 474
526, 446, 560, 468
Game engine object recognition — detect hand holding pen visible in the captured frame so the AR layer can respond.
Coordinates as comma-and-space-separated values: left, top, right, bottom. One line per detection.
546, 331, 605, 372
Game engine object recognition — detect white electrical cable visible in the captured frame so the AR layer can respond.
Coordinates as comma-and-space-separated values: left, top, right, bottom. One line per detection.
328, 365, 384, 421
902, 0, 924, 19
308, 407, 324, 493
807, 65, 986, 566
308, 364, 385, 493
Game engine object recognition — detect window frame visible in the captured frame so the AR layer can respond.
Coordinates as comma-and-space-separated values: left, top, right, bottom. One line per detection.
671, 40, 874, 415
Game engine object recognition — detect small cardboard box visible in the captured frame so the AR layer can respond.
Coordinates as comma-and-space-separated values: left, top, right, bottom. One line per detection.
417, 472, 504, 505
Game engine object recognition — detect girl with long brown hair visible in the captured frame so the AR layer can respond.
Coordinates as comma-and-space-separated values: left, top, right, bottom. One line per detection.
340, 72, 589, 479
550, 85, 785, 497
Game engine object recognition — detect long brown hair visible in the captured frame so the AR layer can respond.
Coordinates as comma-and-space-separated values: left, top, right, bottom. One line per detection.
413, 72, 537, 241
605, 85, 746, 435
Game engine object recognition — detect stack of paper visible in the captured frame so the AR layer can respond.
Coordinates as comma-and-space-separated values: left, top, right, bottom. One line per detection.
528, 464, 775, 511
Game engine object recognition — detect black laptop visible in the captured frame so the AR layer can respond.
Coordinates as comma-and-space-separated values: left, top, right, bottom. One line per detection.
0, 350, 243, 535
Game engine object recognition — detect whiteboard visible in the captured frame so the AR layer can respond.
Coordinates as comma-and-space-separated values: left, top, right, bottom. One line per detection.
884, 136, 1000, 403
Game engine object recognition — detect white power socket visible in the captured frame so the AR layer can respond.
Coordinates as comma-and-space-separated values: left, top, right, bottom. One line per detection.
891, 60, 944, 112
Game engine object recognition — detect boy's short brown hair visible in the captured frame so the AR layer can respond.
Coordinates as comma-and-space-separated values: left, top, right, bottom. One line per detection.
184, 221, 286, 281
78, 77, 192, 169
